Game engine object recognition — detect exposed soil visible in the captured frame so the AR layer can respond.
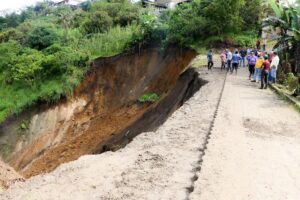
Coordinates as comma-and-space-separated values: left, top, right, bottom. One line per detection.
0, 66, 226, 200
0, 160, 23, 191
0, 47, 199, 178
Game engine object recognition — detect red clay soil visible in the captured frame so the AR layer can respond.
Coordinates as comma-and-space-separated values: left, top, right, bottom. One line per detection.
4, 47, 197, 178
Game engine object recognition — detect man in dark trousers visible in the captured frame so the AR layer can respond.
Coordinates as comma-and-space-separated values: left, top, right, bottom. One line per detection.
261, 55, 271, 89
207, 50, 213, 70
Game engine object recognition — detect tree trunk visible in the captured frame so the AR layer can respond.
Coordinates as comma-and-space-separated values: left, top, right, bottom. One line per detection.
295, 40, 300, 74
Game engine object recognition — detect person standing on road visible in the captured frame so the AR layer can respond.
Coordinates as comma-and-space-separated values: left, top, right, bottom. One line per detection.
270, 52, 280, 84
261, 55, 271, 89
256, 39, 261, 50
247, 52, 257, 80
252, 53, 264, 82
239, 48, 247, 67
220, 50, 227, 70
226, 49, 233, 72
232, 51, 241, 74
207, 50, 214, 70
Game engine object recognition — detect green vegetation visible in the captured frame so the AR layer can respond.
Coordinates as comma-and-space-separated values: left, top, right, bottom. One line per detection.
138, 93, 160, 103
0, 0, 151, 123
263, 0, 300, 96
0, 0, 275, 123
166, 0, 265, 48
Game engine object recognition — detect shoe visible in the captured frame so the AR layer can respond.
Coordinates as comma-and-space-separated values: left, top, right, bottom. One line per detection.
251, 80, 256, 82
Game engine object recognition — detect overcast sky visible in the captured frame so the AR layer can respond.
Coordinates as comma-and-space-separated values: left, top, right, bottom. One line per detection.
0, 0, 297, 13
0, 0, 86, 13
1, 0, 43, 12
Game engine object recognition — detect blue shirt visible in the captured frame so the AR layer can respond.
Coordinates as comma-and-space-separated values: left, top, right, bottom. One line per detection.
232, 53, 240, 63
207, 52, 213, 62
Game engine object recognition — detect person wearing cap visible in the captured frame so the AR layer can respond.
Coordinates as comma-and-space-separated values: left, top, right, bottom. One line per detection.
261, 55, 271, 89
247, 52, 257, 80
270, 52, 280, 83
252, 53, 264, 82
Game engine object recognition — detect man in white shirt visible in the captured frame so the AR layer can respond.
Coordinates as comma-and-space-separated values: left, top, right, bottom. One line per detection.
270, 52, 280, 83
226, 49, 233, 72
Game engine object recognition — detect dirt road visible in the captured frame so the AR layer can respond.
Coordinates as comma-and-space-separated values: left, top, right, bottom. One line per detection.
1, 67, 300, 199
191, 68, 300, 200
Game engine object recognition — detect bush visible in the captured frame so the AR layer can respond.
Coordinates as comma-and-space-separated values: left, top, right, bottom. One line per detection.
91, 0, 140, 26
11, 48, 44, 86
0, 28, 25, 43
233, 34, 256, 47
285, 72, 298, 92
0, 40, 20, 73
26, 26, 60, 50
82, 11, 113, 34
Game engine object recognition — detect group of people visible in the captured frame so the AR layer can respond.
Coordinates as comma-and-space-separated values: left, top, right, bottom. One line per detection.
207, 47, 280, 89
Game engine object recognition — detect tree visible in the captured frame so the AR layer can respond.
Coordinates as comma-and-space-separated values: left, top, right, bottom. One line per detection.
201, 0, 244, 35
240, 0, 263, 31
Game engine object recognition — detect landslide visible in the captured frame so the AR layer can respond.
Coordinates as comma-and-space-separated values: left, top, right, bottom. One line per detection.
0, 46, 201, 178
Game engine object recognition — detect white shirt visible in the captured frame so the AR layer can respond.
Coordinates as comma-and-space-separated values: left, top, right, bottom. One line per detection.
271, 55, 280, 70
227, 52, 233, 61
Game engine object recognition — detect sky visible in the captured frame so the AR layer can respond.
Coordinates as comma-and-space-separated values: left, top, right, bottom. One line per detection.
0, 0, 297, 13
0, 0, 85, 13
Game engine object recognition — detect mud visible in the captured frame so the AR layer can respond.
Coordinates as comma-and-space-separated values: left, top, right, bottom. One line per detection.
0, 47, 200, 178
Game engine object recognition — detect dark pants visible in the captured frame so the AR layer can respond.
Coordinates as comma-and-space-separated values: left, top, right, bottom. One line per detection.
208, 61, 213, 70
227, 60, 232, 72
221, 61, 226, 70
249, 64, 255, 79
261, 70, 269, 89
232, 63, 238, 73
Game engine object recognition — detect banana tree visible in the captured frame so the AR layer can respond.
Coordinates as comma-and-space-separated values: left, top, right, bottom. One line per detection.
291, 0, 300, 73
263, 0, 300, 73
263, 0, 292, 66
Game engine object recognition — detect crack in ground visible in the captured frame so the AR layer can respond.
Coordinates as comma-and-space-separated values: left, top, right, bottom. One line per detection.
185, 70, 228, 200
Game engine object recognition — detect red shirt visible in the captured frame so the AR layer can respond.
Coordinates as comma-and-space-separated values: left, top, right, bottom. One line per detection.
261, 60, 271, 75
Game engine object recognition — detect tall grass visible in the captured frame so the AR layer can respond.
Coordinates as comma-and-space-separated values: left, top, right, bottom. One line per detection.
80, 25, 138, 59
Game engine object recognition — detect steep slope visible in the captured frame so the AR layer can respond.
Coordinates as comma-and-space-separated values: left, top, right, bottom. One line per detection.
0, 47, 200, 178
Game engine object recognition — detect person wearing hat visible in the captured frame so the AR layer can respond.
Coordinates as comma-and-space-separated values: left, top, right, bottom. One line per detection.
261, 55, 271, 89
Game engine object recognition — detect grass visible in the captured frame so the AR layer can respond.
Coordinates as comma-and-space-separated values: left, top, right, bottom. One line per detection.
0, 72, 84, 123
138, 93, 160, 103
0, 25, 139, 123
80, 25, 138, 59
